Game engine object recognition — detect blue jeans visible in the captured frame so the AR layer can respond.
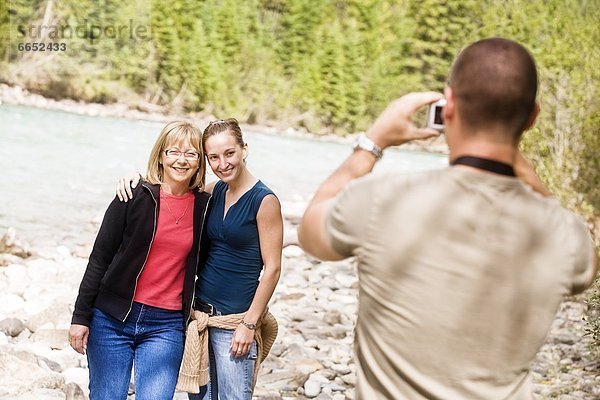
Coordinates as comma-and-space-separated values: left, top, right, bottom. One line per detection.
87, 303, 185, 400
189, 327, 257, 400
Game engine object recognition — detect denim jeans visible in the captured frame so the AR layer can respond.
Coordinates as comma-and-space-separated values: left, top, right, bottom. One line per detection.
87, 303, 185, 400
189, 327, 258, 400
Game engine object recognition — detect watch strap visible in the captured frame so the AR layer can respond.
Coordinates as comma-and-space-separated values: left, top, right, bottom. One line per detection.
241, 321, 256, 330
354, 134, 383, 160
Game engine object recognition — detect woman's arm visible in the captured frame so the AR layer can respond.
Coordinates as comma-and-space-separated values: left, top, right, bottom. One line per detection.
69, 194, 130, 353
230, 194, 283, 357
116, 173, 217, 200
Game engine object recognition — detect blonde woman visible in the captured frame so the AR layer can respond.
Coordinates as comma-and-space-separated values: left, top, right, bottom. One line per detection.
69, 121, 210, 400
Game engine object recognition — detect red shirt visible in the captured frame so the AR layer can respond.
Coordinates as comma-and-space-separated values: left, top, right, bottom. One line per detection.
134, 190, 194, 310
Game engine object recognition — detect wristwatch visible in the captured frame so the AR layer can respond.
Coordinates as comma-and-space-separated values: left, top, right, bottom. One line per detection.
353, 134, 383, 160
241, 321, 256, 330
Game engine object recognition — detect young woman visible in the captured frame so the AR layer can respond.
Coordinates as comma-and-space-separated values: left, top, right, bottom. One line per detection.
69, 121, 210, 400
117, 118, 283, 399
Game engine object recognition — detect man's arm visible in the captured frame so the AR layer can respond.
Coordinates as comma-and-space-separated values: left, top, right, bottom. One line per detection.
514, 151, 553, 197
298, 92, 443, 260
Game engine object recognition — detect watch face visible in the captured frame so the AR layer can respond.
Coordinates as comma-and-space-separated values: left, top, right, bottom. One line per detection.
354, 135, 382, 159
359, 136, 374, 151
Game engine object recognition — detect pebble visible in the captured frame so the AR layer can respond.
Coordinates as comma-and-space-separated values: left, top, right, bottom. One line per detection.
304, 379, 322, 398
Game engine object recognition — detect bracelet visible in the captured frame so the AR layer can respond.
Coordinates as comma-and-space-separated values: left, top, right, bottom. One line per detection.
241, 321, 256, 330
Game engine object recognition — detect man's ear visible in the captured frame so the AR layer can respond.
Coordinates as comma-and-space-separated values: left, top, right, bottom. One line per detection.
524, 102, 540, 131
443, 87, 454, 122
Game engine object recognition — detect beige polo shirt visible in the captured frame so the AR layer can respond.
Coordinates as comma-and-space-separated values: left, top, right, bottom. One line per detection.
326, 167, 596, 400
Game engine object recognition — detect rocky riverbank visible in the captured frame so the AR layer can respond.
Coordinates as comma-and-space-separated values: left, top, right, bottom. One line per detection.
0, 225, 598, 400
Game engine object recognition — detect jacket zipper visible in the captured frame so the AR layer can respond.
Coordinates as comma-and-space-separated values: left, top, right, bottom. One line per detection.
122, 183, 158, 322
186, 193, 211, 327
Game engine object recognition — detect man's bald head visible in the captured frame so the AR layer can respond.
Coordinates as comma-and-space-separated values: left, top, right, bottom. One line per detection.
449, 38, 537, 142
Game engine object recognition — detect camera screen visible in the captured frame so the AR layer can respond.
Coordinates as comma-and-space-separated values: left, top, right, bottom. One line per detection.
434, 105, 444, 125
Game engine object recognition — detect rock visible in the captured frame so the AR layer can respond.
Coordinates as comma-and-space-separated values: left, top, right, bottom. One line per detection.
55, 246, 72, 259
64, 382, 86, 400
340, 373, 357, 386
0, 227, 32, 258
0, 317, 25, 337
258, 369, 306, 389
63, 367, 90, 396
16, 327, 32, 341
25, 303, 72, 333
0, 252, 24, 266
0, 331, 8, 345
282, 272, 308, 288
0, 293, 26, 314
323, 310, 342, 325
334, 272, 356, 288
283, 229, 299, 247
554, 333, 576, 345
31, 328, 70, 350
3, 263, 29, 295
37, 355, 63, 373
278, 292, 305, 301
0, 352, 64, 397
14, 389, 67, 399
9, 350, 62, 373
304, 379, 322, 398
283, 245, 304, 258
295, 358, 324, 375
318, 326, 347, 340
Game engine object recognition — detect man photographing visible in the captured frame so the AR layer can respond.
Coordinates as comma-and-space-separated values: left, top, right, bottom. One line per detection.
298, 38, 597, 399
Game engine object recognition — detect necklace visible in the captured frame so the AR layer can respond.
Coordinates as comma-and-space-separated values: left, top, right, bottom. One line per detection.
163, 195, 191, 224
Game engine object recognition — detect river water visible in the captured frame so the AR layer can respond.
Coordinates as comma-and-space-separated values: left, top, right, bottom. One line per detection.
0, 104, 448, 250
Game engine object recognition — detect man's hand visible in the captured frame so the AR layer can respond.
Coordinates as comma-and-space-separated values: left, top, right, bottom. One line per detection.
299, 92, 443, 261
69, 324, 89, 355
116, 171, 141, 202
367, 92, 444, 149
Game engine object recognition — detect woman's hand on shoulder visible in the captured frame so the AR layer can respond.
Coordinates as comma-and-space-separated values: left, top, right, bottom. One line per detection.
116, 171, 142, 202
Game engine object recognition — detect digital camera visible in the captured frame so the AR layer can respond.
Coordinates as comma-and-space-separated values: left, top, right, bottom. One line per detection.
427, 99, 446, 131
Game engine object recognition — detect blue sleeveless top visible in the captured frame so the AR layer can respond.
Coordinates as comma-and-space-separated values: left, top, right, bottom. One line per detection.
196, 180, 276, 314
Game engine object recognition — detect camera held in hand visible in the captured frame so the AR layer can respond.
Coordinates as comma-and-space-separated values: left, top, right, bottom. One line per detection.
427, 99, 446, 131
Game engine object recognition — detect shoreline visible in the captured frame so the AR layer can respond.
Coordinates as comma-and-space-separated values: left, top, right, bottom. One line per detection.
0, 83, 450, 154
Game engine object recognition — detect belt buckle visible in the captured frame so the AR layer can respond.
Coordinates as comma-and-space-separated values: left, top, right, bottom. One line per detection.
207, 303, 214, 316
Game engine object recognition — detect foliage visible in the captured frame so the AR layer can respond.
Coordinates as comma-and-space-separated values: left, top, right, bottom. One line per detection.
585, 278, 600, 349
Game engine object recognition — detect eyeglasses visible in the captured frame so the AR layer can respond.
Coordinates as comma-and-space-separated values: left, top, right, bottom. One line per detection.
164, 149, 200, 161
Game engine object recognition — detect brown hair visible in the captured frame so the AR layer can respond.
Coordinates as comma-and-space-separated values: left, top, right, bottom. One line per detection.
146, 121, 206, 190
449, 38, 538, 142
202, 118, 245, 149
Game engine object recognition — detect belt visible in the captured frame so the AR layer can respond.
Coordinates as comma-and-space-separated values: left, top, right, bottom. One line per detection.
193, 299, 222, 316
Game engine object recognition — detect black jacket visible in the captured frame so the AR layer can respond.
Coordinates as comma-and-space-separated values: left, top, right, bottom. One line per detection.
71, 181, 210, 327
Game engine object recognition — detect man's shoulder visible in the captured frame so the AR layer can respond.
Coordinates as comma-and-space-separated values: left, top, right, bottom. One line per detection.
351, 168, 446, 190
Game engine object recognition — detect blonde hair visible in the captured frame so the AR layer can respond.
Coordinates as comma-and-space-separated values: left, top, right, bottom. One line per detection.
146, 121, 206, 190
